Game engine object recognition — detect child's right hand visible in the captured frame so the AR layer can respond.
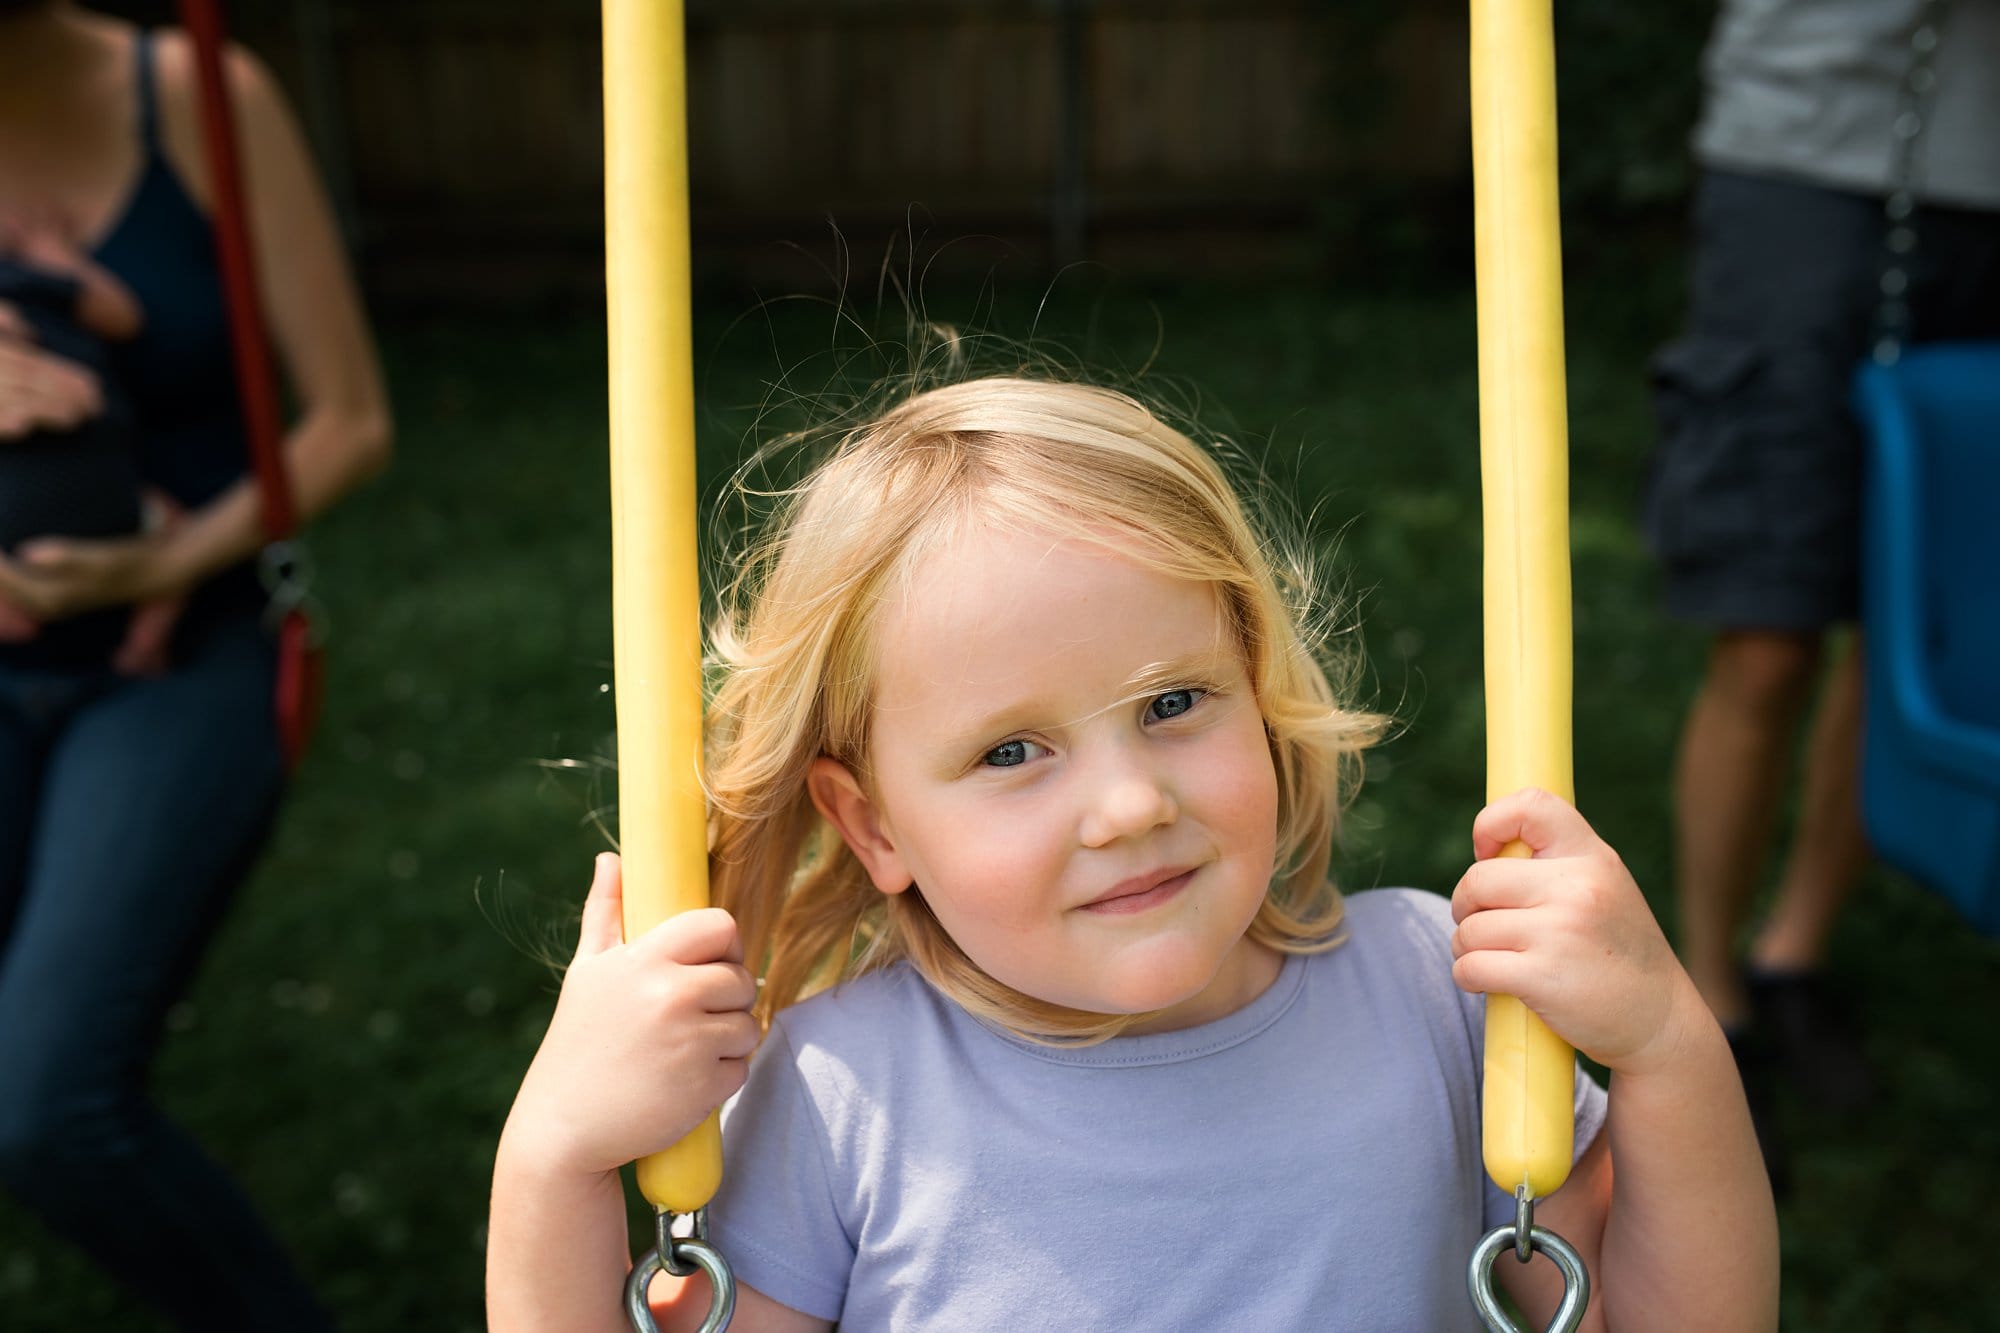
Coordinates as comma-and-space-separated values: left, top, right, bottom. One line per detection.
502, 853, 761, 1180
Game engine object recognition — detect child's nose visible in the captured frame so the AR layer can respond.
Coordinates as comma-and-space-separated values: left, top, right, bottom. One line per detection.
1077, 753, 1179, 847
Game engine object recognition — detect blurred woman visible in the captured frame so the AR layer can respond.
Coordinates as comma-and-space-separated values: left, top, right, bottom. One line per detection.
0, 3, 390, 1326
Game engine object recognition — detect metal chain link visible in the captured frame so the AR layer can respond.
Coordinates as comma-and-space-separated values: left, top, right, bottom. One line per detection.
624, 1208, 735, 1333
1873, 0, 1952, 364
1467, 1185, 1591, 1333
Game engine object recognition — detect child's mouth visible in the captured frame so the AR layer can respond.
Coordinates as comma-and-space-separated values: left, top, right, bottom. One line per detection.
1079, 868, 1197, 915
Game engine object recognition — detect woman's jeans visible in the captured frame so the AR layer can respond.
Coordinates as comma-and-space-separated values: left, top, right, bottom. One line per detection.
0, 614, 333, 1331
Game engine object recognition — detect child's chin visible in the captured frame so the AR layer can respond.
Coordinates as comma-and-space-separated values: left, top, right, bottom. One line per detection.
1087, 967, 1220, 1021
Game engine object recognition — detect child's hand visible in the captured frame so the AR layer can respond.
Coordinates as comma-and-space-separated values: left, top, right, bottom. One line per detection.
503, 853, 761, 1181
1449, 788, 1707, 1078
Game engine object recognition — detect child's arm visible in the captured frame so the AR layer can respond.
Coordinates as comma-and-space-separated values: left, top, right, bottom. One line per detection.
0, 208, 144, 342
487, 854, 763, 1333
1451, 789, 1779, 1333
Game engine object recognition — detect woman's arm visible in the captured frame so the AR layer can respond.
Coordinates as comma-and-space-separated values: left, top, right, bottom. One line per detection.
0, 36, 389, 620
146, 34, 390, 593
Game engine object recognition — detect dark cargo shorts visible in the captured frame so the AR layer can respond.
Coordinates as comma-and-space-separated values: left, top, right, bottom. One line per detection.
1644, 169, 2000, 631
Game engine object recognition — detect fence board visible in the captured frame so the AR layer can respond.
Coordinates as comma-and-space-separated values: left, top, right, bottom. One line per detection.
222, 0, 1468, 296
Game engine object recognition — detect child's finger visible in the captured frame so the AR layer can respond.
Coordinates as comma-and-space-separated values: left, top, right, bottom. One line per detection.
575, 852, 626, 957
1450, 943, 1544, 1000
693, 1008, 763, 1061
1470, 786, 1598, 862
1450, 905, 1538, 958
637, 907, 744, 967
1449, 856, 1547, 921
686, 961, 759, 1015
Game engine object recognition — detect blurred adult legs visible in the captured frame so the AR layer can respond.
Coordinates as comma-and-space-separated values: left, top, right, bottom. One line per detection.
0, 618, 334, 1332
1675, 630, 1816, 1026
1753, 645, 1867, 972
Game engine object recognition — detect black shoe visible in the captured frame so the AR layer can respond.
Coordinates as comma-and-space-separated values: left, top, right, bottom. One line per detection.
1746, 966, 1877, 1113
1724, 1025, 1791, 1201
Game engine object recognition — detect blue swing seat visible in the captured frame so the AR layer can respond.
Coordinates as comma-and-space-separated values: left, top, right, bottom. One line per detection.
1854, 342, 2000, 935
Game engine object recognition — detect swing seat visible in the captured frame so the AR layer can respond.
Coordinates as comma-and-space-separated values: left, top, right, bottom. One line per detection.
1854, 342, 2000, 935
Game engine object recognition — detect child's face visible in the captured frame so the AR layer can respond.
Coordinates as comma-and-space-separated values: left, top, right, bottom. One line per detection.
810, 524, 1283, 1034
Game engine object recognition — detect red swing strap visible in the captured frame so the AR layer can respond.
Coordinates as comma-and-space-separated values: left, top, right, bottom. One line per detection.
177, 0, 322, 771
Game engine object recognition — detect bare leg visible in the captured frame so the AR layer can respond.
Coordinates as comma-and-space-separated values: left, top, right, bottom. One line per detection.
1751, 640, 1867, 972
1673, 630, 1822, 1027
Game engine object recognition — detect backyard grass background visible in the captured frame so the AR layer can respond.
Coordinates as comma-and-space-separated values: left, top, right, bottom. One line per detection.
1, 260, 1995, 1329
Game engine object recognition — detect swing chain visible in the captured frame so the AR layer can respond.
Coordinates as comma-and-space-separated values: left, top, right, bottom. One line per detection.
1872, 0, 1950, 365
1512, 1183, 1535, 1263
1467, 1185, 1591, 1333
624, 1207, 736, 1333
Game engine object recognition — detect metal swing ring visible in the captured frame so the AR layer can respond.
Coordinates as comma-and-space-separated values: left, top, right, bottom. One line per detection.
624, 1208, 736, 1333
1467, 1187, 1590, 1333
257, 540, 316, 605
257, 539, 325, 635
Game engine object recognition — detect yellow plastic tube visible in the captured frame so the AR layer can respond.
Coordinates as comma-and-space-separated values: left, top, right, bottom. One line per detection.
1470, 0, 1578, 1203
602, 0, 721, 1214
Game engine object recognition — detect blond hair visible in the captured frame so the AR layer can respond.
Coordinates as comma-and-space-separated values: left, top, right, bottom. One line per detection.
703, 376, 1382, 1042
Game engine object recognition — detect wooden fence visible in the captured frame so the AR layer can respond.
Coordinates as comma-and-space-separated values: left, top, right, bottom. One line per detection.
219, 0, 1472, 301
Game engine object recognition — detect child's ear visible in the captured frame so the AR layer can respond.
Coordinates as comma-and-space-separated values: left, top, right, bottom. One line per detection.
806, 756, 913, 896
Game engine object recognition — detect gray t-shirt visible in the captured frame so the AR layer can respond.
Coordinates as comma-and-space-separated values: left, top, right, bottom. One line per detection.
1695, 0, 2000, 208
709, 888, 1609, 1330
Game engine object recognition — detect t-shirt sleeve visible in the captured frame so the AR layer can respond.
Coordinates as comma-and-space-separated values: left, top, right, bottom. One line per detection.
705, 1022, 855, 1322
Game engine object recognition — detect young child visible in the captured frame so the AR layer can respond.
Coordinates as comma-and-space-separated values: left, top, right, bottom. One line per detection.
490, 377, 1778, 1331
0, 207, 181, 672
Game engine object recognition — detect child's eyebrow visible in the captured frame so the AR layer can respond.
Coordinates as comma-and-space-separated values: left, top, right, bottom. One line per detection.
1119, 650, 1237, 696
936, 649, 1239, 757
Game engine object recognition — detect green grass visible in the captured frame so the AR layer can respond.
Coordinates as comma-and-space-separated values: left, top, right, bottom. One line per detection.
2, 268, 1996, 1330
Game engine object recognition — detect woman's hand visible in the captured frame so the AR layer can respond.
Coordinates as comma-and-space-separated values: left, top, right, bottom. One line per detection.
0, 526, 196, 623
0, 334, 102, 440
501, 854, 761, 1182
0, 201, 88, 277
1449, 787, 1709, 1079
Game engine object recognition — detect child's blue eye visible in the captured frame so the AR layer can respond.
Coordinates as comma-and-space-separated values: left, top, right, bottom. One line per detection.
984, 739, 1033, 767
1148, 689, 1205, 721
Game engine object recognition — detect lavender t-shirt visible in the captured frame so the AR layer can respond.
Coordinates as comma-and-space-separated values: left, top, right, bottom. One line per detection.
709, 888, 1608, 1330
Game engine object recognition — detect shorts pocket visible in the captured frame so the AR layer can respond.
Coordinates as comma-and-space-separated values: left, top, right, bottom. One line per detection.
1643, 336, 1770, 568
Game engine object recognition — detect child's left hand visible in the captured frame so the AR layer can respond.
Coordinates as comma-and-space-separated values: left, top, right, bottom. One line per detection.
1449, 787, 1706, 1078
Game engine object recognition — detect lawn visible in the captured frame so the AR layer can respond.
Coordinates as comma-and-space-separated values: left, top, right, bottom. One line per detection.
2, 265, 1995, 1330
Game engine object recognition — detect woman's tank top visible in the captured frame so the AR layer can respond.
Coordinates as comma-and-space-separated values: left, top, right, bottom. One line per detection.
1, 30, 262, 674
91, 29, 264, 630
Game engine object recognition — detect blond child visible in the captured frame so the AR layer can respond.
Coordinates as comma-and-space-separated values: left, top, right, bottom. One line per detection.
490, 377, 1777, 1331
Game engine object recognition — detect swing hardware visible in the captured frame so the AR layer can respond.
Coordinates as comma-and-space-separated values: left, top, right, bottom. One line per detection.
625, 1207, 736, 1333
1468, 1186, 1590, 1333
257, 539, 323, 639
